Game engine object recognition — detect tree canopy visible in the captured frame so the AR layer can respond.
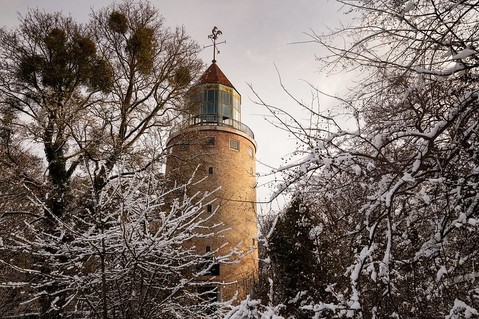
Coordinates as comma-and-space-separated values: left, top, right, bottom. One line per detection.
0, 2, 221, 318
251, 0, 479, 318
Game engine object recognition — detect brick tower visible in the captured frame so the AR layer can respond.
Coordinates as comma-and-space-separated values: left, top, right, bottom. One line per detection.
165, 54, 258, 301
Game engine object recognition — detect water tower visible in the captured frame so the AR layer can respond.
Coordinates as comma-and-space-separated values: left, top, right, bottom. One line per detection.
165, 27, 258, 301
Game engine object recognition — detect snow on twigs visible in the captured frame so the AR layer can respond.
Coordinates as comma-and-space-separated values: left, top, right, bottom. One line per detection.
224, 296, 284, 319
403, 1, 414, 13
451, 49, 476, 60
445, 299, 478, 319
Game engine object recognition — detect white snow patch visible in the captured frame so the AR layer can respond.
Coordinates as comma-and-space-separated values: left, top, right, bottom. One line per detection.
429, 177, 445, 184
309, 225, 323, 239
412, 158, 421, 172
323, 158, 333, 169
468, 218, 478, 226
455, 213, 467, 228
418, 188, 431, 204
451, 49, 476, 60
436, 265, 447, 282
351, 164, 361, 176
445, 299, 478, 319
403, 1, 414, 13
401, 172, 415, 182
372, 134, 385, 148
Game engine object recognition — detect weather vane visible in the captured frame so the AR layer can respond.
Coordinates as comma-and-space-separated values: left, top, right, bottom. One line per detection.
204, 26, 226, 63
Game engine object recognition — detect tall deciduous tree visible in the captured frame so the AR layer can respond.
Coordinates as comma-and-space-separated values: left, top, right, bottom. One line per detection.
0, 10, 111, 218
87, 0, 202, 195
0, 1, 206, 318
0, 0, 202, 219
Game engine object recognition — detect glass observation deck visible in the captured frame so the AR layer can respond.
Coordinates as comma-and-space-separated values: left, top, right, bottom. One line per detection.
194, 83, 241, 121
199, 86, 240, 121
169, 61, 255, 140
170, 82, 254, 140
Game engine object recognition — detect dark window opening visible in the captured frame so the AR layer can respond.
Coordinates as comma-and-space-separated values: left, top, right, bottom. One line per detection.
197, 258, 220, 276
209, 262, 220, 276
179, 140, 190, 150
207, 204, 212, 213
208, 167, 214, 174
206, 136, 216, 146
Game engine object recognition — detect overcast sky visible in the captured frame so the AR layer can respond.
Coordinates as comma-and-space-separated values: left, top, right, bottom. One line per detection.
0, 0, 351, 211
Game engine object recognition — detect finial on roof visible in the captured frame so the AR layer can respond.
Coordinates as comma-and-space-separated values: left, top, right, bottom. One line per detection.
204, 26, 226, 63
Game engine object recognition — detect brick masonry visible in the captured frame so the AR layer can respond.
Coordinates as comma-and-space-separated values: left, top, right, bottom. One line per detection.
166, 125, 258, 301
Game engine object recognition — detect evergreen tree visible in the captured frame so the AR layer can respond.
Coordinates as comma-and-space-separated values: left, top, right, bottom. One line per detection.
268, 197, 323, 319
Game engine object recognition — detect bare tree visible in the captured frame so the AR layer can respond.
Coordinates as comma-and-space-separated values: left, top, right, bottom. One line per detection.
87, 0, 203, 194
0, 0, 202, 218
0, 1, 206, 318
0, 9, 111, 218
0, 164, 231, 318
257, 0, 479, 317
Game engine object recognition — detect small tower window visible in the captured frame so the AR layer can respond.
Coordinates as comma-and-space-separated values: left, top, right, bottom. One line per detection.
206, 136, 216, 146
209, 262, 220, 276
207, 204, 212, 213
248, 147, 253, 157
208, 167, 214, 174
205, 246, 211, 253
179, 140, 190, 150
229, 139, 239, 151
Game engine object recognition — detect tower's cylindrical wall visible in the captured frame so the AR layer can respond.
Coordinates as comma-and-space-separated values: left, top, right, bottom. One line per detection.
166, 125, 258, 301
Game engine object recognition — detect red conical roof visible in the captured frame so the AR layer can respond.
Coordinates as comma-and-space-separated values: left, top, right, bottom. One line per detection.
198, 61, 235, 88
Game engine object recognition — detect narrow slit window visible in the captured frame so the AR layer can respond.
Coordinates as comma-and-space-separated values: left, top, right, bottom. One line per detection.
207, 204, 212, 213
208, 167, 214, 174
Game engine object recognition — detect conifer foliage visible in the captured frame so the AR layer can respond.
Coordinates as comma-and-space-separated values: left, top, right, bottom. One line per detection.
267, 198, 322, 319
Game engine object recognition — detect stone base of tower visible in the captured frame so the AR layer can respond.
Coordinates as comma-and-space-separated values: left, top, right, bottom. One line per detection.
219, 271, 258, 302
201, 249, 258, 302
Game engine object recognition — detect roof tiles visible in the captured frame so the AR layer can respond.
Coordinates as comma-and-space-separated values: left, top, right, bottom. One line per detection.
198, 62, 234, 88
